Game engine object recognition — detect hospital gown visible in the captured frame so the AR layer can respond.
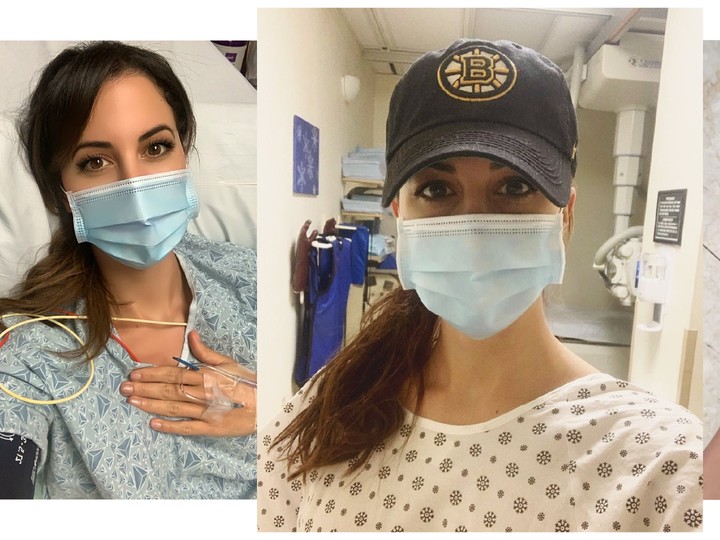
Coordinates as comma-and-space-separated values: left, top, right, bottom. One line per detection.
258, 373, 702, 532
0, 233, 256, 498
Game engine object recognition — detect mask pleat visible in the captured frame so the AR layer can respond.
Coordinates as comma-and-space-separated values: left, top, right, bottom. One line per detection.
66, 169, 198, 269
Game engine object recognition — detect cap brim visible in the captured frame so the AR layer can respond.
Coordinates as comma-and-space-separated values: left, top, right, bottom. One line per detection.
383, 122, 572, 207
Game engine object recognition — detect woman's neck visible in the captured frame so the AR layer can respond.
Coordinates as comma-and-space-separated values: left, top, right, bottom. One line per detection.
93, 248, 191, 323
413, 298, 597, 424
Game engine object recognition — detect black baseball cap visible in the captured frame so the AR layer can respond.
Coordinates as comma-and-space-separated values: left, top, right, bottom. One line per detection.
383, 39, 578, 208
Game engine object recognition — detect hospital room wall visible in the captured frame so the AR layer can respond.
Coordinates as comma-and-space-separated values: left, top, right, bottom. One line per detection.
256, 8, 376, 428
627, 8, 703, 416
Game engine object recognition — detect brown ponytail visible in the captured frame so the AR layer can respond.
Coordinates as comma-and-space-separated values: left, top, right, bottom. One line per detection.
0, 221, 116, 360
271, 287, 437, 479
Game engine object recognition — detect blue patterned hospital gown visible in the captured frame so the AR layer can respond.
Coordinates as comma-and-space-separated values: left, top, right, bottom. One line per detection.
0, 233, 256, 498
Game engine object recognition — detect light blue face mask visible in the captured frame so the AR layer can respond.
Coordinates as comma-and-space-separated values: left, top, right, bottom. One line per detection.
396, 213, 565, 340
66, 169, 199, 269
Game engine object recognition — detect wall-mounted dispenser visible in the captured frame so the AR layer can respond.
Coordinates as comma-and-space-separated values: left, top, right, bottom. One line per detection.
592, 226, 644, 306
634, 250, 672, 331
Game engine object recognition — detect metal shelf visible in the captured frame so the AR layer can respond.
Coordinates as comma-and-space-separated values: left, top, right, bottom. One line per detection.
340, 210, 386, 219
341, 176, 384, 187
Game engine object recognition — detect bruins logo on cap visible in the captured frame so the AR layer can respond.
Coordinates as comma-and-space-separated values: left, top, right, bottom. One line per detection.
437, 45, 517, 102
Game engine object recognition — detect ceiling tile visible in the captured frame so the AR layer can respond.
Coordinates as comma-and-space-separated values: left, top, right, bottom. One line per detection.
378, 8, 467, 53
541, 15, 611, 67
340, 8, 385, 50
472, 9, 558, 51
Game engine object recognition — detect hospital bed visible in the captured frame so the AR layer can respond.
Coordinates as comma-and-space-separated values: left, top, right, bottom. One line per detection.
0, 41, 257, 295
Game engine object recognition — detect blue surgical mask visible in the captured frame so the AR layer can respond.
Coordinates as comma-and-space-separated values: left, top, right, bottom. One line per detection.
66, 169, 199, 269
396, 213, 565, 340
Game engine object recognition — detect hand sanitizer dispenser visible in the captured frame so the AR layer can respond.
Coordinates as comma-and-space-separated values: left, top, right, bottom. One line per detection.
635, 252, 671, 331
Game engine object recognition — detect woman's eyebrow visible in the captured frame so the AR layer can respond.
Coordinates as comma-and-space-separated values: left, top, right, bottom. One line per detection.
429, 161, 512, 173
72, 140, 111, 156
427, 161, 456, 173
489, 161, 509, 171
138, 124, 176, 142
71, 124, 176, 158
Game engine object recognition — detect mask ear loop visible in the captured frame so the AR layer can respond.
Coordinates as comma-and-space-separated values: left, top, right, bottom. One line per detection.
557, 205, 572, 248
431, 317, 441, 349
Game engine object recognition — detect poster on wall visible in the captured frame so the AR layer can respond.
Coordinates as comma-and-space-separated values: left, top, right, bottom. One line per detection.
293, 115, 319, 195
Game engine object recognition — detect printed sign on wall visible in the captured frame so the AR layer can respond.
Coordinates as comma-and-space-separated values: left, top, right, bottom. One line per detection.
653, 189, 687, 245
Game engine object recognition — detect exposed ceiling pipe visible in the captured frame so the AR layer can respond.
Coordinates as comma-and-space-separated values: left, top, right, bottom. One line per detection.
369, 8, 392, 50
569, 45, 585, 108
362, 49, 423, 65
586, 8, 641, 59
612, 107, 647, 236
462, 8, 476, 38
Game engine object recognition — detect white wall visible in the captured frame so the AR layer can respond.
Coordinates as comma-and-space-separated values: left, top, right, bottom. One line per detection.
372, 74, 400, 148
627, 9, 703, 415
372, 74, 402, 237
257, 9, 375, 428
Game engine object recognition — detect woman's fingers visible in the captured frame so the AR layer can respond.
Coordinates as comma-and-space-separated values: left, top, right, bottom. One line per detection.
123, 365, 256, 405
129, 366, 203, 385
148, 407, 256, 437
126, 396, 207, 420
121, 379, 204, 403
121, 366, 206, 404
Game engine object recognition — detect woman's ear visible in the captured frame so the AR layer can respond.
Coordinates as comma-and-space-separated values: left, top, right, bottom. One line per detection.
563, 186, 576, 228
58, 185, 72, 214
391, 199, 400, 218
57, 172, 72, 213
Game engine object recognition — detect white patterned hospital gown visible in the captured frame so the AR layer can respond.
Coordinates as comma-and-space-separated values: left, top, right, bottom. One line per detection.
258, 373, 703, 531
0, 233, 256, 498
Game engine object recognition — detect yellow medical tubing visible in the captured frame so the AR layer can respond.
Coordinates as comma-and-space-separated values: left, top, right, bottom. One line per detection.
0, 314, 187, 405
0, 314, 92, 405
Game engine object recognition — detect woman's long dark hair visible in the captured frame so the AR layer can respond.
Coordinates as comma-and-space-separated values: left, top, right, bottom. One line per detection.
0, 41, 196, 359
271, 287, 437, 479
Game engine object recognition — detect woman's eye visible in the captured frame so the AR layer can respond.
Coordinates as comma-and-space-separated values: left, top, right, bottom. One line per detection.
499, 177, 535, 196
147, 143, 166, 156
145, 139, 175, 157
416, 182, 454, 199
78, 155, 109, 172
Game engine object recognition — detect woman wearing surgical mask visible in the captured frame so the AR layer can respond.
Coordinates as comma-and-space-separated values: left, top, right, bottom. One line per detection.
0, 42, 256, 498
258, 39, 702, 532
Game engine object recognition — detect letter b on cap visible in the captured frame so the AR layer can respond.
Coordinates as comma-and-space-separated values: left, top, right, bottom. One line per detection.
438, 45, 517, 102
